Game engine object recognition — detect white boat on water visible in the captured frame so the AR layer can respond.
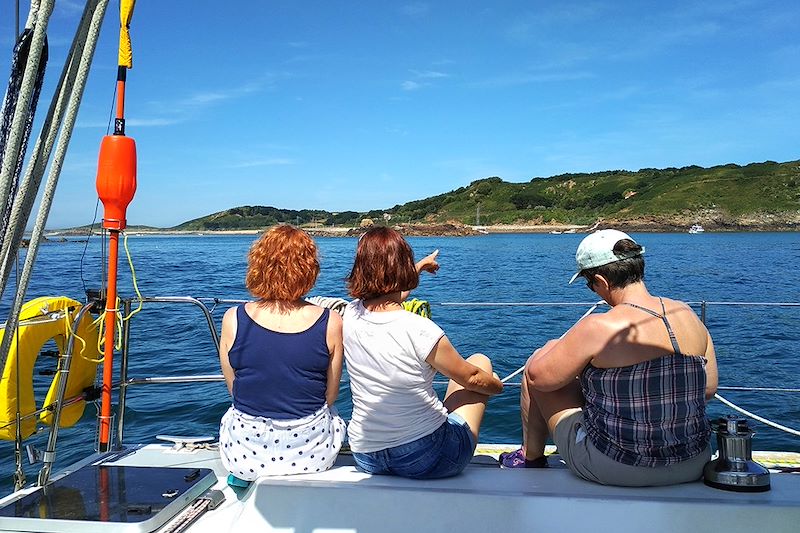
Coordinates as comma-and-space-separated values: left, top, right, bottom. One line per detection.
689, 224, 706, 234
0, 3, 798, 533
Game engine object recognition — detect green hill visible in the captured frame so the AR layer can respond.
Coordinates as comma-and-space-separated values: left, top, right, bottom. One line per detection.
173, 160, 800, 231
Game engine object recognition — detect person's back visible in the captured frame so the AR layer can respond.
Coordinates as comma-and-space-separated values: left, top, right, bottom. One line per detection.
217, 226, 346, 483
589, 297, 711, 368
230, 303, 330, 420
343, 299, 448, 453
343, 227, 503, 480
581, 296, 711, 468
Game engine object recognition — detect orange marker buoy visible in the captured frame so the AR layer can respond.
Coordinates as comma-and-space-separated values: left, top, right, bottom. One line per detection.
96, 135, 137, 230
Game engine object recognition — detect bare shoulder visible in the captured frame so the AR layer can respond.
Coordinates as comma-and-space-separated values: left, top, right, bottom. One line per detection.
220, 305, 239, 346
563, 312, 618, 348
222, 306, 238, 326
662, 298, 706, 326
578, 311, 620, 333
326, 307, 343, 328
663, 297, 695, 313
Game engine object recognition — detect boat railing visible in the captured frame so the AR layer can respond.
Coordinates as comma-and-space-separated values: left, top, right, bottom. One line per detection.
31, 296, 800, 486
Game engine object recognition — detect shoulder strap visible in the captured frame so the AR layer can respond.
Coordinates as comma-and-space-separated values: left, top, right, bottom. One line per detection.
620, 298, 681, 354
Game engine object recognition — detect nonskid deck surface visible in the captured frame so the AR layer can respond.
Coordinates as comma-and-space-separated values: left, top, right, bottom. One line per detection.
1, 443, 799, 533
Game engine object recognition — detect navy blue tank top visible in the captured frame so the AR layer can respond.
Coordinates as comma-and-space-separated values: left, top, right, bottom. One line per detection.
229, 305, 330, 420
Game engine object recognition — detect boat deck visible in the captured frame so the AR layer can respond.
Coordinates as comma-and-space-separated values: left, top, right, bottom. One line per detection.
2, 443, 797, 533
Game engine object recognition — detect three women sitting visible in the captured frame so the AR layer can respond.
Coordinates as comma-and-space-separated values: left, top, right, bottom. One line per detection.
219, 225, 717, 487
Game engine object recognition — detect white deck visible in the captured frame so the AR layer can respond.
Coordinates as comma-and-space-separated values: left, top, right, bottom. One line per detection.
80, 444, 800, 532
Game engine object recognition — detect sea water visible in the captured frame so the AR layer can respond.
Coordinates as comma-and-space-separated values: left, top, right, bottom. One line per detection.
1, 232, 799, 491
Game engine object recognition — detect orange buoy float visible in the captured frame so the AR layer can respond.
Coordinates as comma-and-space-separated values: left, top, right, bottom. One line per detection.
96, 134, 136, 231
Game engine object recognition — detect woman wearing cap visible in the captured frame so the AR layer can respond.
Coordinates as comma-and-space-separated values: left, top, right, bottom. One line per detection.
501, 229, 717, 487
343, 226, 503, 479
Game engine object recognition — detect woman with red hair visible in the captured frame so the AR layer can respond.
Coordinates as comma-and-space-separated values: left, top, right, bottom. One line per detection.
343, 226, 503, 479
218, 225, 345, 483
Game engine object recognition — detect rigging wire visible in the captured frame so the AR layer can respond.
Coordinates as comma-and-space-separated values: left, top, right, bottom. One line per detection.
79, 199, 101, 295
12, 251, 24, 490
80, 49, 119, 300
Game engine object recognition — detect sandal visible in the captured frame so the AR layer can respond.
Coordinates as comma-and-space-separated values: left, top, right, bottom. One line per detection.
499, 448, 548, 468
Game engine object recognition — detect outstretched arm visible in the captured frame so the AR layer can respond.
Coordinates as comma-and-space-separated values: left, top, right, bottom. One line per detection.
401, 249, 440, 301
416, 249, 440, 275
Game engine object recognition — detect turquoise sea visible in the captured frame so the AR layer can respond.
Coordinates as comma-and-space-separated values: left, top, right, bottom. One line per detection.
1, 232, 799, 492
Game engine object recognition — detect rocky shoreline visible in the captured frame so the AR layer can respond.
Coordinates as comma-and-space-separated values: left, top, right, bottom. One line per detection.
44, 213, 799, 239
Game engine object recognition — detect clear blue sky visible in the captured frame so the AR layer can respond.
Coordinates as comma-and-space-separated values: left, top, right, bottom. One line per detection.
1, 1, 798, 228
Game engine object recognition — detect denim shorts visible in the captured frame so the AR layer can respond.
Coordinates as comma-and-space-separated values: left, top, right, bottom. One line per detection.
352, 412, 477, 479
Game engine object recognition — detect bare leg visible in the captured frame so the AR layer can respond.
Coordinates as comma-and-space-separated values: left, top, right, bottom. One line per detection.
529, 378, 585, 456
520, 357, 550, 459
443, 353, 492, 443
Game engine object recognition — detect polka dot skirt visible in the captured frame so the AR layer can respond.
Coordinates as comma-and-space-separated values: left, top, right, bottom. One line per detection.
219, 404, 346, 480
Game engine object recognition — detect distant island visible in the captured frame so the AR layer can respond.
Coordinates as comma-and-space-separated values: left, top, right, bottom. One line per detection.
52, 160, 799, 236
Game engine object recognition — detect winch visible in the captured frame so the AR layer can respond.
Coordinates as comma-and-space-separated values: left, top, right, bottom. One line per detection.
703, 416, 771, 492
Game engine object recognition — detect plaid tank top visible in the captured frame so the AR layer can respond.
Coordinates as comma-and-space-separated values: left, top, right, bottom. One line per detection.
580, 299, 711, 467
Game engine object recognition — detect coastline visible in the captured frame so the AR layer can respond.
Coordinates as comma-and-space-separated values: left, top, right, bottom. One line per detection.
44, 220, 799, 239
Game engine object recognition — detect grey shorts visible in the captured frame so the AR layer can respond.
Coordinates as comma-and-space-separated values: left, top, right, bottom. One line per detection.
552, 410, 711, 487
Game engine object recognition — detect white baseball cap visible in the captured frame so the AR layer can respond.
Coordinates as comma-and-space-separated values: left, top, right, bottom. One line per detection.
568, 229, 645, 284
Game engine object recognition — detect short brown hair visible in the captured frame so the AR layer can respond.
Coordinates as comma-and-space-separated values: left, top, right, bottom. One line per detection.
582, 239, 645, 289
347, 226, 418, 300
246, 225, 319, 301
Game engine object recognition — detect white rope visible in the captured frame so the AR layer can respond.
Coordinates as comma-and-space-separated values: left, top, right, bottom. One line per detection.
0, 0, 53, 222
305, 295, 349, 315
718, 386, 800, 393
714, 393, 800, 437
24, 0, 42, 29
0, 0, 109, 378
500, 365, 525, 384
0, 1, 95, 292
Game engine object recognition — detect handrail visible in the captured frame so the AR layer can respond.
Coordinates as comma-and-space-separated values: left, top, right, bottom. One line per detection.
126, 374, 224, 385
439, 301, 800, 307
114, 296, 221, 447
37, 302, 95, 486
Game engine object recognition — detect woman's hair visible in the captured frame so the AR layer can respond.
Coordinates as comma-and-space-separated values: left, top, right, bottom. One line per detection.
246, 225, 319, 301
582, 239, 645, 288
347, 226, 418, 300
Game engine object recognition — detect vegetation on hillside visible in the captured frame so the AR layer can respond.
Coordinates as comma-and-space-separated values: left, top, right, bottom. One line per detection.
173, 160, 800, 231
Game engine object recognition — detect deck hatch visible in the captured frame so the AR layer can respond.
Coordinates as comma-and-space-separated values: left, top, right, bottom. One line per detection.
0, 464, 216, 532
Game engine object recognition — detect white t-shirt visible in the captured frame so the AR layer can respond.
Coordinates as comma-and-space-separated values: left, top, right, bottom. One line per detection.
343, 300, 448, 453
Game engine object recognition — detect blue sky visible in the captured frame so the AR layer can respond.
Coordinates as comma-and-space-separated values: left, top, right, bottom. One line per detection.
1, 1, 798, 228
